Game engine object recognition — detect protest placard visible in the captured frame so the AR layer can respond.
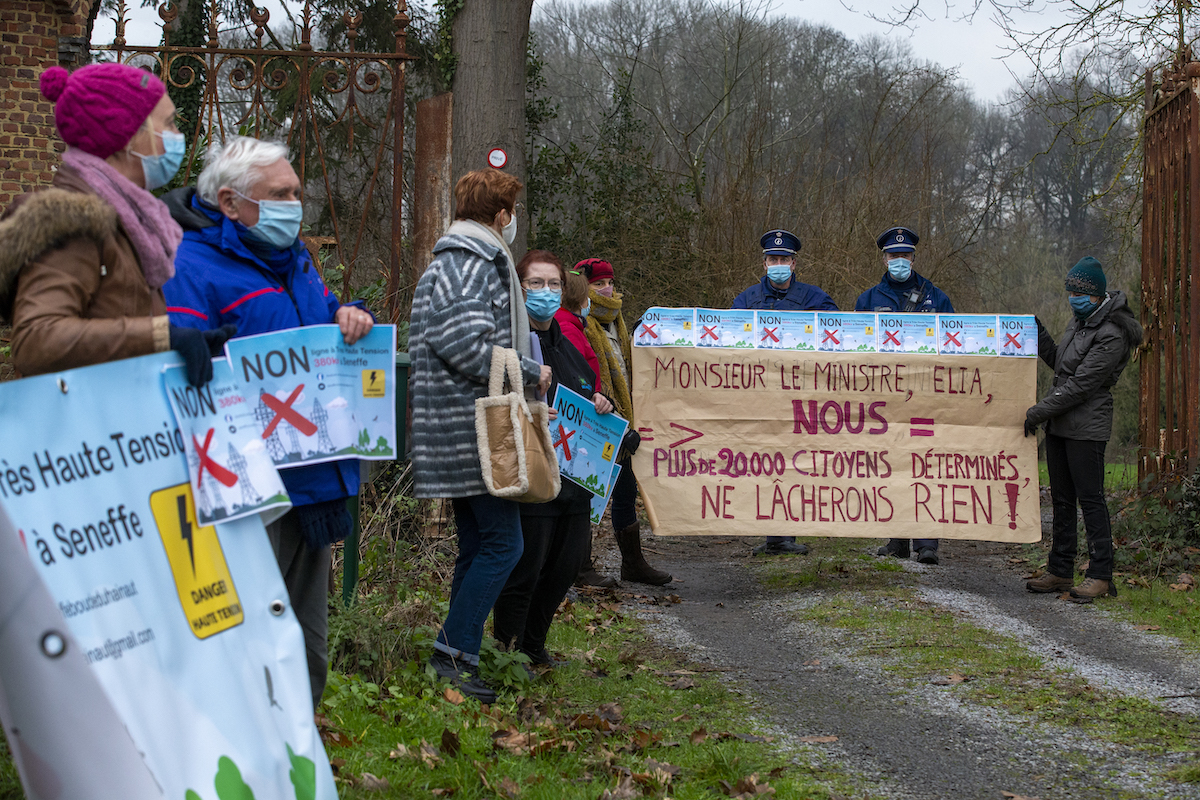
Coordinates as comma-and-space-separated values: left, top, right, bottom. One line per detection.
0, 352, 336, 799
551, 385, 629, 498
630, 315, 1039, 542
224, 324, 398, 469
164, 359, 291, 526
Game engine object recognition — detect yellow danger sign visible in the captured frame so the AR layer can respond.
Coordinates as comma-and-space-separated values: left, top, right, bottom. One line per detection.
361, 369, 386, 398
149, 484, 244, 640
602, 441, 616, 462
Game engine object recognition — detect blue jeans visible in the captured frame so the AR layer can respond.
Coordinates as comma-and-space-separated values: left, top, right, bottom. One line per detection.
435, 494, 524, 665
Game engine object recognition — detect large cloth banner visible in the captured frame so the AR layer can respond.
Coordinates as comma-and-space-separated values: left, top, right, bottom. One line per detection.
0, 353, 336, 799
224, 324, 399, 469
631, 337, 1040, 542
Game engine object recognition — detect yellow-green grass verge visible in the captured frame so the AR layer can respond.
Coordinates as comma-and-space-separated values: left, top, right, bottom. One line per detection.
329, 603, 857, 799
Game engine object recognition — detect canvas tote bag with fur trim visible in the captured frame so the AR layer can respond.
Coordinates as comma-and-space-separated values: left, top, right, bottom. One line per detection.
476, 346, 561, 502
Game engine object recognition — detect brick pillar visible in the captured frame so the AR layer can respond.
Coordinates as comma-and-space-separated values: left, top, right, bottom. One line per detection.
0, 0, 93, 209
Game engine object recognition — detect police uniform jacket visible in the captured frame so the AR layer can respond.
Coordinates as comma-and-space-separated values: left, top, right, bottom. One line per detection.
732, 275, 838, 311
854, 269, 954, 314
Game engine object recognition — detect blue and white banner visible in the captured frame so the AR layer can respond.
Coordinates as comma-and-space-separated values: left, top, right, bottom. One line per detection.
164, 360, 291, 527
551, 386, 629, 499
224, 324, 398, 469
0, 353, 336, 799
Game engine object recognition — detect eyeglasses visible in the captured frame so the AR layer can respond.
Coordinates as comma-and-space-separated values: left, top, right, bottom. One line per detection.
522, 279, 562, 291
513, 202, 525, 215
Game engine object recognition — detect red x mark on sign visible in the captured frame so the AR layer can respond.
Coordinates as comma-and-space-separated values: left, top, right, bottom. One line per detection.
193, 428, 238, 488
261, 385, 318, 438
943, 331, 962, 348
553, 423, 576, 460
1003, 332, 1022, 348
701, 325, 719, 341
639, 323, 658, 339
822, 329, 840, 345
883, 330, 901, 346
761, 326, 780, 343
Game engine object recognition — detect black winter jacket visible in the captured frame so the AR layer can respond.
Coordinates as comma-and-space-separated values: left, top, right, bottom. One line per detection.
526, 319, 607, 517
1028, 290, 1143, 441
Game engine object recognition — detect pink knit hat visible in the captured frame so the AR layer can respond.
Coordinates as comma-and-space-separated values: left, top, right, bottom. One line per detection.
39, 64, 166, 159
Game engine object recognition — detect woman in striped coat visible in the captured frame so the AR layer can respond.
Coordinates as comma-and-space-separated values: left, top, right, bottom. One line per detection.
409, 170, 551, 703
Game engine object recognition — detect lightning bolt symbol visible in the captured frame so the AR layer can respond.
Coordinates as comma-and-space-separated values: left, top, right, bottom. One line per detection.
370, 371, 378, 387
177, 494, 196, 576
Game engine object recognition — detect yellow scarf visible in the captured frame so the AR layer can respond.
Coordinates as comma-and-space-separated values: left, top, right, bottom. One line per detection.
585, 289, 634, 423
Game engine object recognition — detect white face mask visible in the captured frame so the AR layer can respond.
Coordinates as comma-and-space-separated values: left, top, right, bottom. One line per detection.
502, 209, 517, 245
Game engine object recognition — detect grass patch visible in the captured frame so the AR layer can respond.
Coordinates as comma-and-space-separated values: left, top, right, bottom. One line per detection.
755, 537, 909, 593
1036, 461, 1137, 491
327, 602, 852, 799
789, 591, 1199, 753
1169, 760, 1200, 783
1102, 580, 1200, 651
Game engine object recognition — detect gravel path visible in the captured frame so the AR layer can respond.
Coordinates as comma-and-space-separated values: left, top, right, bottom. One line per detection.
595, 535, 1200, 800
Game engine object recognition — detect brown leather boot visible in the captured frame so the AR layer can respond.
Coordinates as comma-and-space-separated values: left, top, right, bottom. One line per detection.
615, 523, 672, 585
1025, 572, 1073, 593
575, 535, 618, 588
1068, 577, 1117, 603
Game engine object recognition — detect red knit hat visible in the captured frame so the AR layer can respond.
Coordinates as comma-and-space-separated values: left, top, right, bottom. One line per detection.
576, 258, 614, 282
39, 64, 166, 159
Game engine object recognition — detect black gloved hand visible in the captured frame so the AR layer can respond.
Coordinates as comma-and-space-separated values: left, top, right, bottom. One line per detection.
1024, 407, 1041, 438
618, 428, 641, 461
203, 324, 237, 356
169, 325, 217, 387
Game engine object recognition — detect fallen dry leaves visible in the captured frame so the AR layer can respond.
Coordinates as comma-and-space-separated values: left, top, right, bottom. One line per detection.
598, 773, 638, 799
797, 735, 838, 744
719, 773, 776, 798
357, 773, 389, 792
1170, 573, 1195, 592
931, 672, 972, 686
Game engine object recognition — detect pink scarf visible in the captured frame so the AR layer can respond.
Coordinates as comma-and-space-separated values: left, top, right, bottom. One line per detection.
60, 147, 181, 289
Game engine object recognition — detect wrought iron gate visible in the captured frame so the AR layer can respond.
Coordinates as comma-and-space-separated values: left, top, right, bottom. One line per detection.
96, 0, 414, 320
1141, 56, 1200, 483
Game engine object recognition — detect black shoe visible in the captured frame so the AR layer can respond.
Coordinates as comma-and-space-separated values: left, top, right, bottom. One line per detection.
753, 540, 810, 556
521, 646, 567, 668
916, 548, 939, 565
428, 651, 497, 704
876, 540, 910, 559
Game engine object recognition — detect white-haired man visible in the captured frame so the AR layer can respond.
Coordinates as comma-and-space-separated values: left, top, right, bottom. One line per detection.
163, 136, 373, 712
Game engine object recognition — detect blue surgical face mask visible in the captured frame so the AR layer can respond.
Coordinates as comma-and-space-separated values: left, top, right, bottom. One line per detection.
766, 264, 792, 284
133, 129, 186, 190
236, 191, 303, 250
1069, 294, 1099, 319
580, 299, 590, 319
525, 288, 561, 322
887, 257, 913, 282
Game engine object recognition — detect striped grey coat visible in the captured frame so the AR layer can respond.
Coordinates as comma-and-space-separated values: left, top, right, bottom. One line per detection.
409, 233, 540, 498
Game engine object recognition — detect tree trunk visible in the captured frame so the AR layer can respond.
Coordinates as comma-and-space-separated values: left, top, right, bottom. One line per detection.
450, 0, 535, 258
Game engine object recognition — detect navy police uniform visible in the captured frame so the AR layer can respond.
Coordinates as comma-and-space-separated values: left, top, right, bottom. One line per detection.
732, 230, 838, 313
735, 230, 839, 555
857, 227, 951, 563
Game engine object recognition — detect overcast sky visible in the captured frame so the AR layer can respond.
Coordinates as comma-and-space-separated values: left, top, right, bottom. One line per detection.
93, 0, 1058, 105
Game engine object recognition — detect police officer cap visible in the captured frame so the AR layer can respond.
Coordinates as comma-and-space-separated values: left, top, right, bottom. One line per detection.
876, 226, 919, 253
761, 229, 800, 256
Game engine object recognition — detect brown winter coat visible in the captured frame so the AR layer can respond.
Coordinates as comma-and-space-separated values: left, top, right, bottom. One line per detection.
0, 165, 170, 376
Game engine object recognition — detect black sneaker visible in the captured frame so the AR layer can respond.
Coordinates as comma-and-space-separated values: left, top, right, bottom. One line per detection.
916, 548, 939, 565
876, 540, 910, 559
753, 540, 810, 556
428, 651, 497, 704
522, 646, 568, 668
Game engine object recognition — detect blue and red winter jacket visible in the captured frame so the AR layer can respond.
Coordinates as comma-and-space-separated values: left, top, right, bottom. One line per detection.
162, 188, 363, 507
